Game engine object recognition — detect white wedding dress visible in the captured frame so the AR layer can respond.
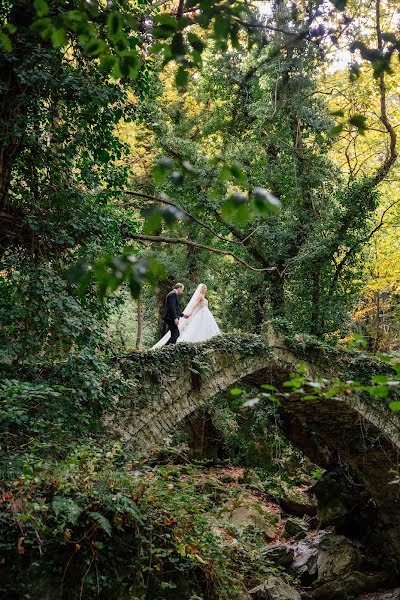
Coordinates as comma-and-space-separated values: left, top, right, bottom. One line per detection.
152, 284, 221, 349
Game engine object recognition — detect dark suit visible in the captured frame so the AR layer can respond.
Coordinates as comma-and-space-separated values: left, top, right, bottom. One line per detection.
163, 290, 184, 345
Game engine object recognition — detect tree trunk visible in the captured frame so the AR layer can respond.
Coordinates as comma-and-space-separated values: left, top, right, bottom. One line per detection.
135, 299, 142, 350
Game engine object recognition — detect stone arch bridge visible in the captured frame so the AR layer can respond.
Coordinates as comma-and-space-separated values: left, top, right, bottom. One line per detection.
105, 328, 400, 568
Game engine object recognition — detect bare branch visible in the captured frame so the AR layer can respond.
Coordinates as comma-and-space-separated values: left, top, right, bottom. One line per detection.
130, 233, 280, 273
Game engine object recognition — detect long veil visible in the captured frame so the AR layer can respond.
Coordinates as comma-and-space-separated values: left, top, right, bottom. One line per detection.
183, 283, 204, 315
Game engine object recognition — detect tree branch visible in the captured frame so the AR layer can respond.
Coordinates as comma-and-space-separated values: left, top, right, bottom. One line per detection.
121, 190, 244, 245
329, 198, 400, 293
371, 0, 398, 186
130, 233, 280, 273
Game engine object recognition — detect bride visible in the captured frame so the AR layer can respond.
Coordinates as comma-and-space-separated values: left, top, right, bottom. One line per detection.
152, 283, 221, 348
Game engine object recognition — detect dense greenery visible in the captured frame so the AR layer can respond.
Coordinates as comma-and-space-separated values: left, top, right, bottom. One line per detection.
1, 0, 399, 598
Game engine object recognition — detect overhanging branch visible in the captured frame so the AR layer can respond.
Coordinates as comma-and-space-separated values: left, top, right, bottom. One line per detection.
130, 233, 280, 274
121, 190, 243, 245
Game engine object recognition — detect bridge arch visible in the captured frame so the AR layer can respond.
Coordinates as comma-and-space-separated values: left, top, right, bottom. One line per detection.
106, 330, 400, 569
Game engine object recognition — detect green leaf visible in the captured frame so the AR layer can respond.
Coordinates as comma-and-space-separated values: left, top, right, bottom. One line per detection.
260, 384, 278, 391
221, 193, 249, 224
349, 63, 361, 80
0, 32, 11, 52
85, 38, 107, 57
230, 388, 244, 396
188, 32, 205, 53
213, 14, 229, 38
119, 50, 140, 78
51, 28, 66, 48
329, 124, 344, 137
389, 401, 400, 412
153, 14, 178, 39
153, 157, 173, 183
107, 12, 124, 41
100, 54, 117, 73
371, 375, 388, 384
171, 32, 186, 57
349, 114, 367, 134
252, 187, 281, 214
368, 386, 389, 399
34, 0, 49, 17
89, 511, 112, 536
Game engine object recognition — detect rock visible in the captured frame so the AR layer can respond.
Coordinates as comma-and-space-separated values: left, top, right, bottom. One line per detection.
261, 542, 295, 567
290, 538, 319, 584
290, 531, 362, 586
249, 575, 301, 600
376, 590, 400, 600
315, 534, 362, 583
278, 485, 317, 517
283, 517, 309, 540
312, 469, 359, 528
312, 571, 385, 599
228, 506, 277, 540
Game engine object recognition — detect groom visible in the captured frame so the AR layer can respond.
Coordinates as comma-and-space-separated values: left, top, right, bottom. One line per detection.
163, 283, 190, 345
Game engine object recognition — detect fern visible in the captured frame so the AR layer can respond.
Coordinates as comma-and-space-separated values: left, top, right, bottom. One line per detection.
113, 494, 144, 525
52, 496, 83, 525
89, 511, 112, 536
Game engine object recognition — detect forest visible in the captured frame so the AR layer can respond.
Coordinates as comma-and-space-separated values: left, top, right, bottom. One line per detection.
1, 0, 400, 598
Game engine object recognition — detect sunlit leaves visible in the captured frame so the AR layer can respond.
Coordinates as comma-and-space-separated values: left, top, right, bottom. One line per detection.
230, 387, 244, 396
0, 20, 17, 52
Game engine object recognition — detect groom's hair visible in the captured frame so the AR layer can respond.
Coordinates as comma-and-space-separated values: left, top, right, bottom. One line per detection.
174, 283, 184, 289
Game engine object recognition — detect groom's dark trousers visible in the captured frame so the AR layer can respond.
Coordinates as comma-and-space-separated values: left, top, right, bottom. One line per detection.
163, 290, 183, 345
165, 319, 180, 345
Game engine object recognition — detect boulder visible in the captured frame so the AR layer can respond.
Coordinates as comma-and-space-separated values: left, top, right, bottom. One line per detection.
312, 469, 355, 528
261, 542, 295, 567
290, 531, 362, 585
283, 517, 309, 540
290, 538, 319, 584
376, 591, 400, 600
228, 506, 277, 540
315, 534, 362, 583
312, 571, 386, 599
249, 576, 301, 600
278, 485, 317, 517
